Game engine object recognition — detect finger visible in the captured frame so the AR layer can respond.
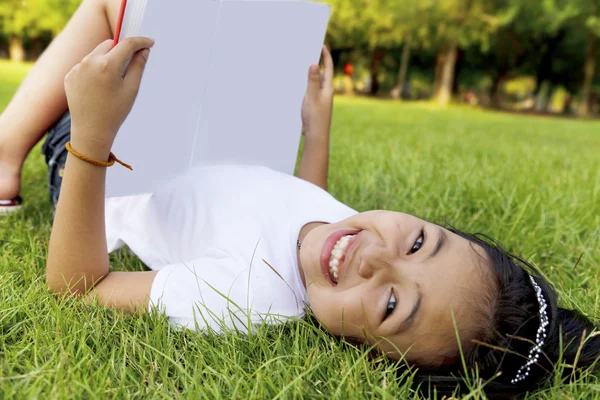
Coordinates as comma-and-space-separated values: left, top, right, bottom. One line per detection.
124, 48, 150, 89
307, 64, 321, 98
108, 37, 155, 70
88, 39, 114, 58
321, 45, 334, 89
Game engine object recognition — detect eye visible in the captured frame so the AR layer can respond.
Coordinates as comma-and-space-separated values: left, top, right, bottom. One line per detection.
385, 289, 397, 320
409, 231, 424, 255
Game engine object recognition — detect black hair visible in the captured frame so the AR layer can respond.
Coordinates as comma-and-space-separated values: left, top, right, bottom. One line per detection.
414, 230, 600, 399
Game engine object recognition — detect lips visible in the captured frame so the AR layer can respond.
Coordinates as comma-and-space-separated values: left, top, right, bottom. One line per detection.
320, 229, 361, 286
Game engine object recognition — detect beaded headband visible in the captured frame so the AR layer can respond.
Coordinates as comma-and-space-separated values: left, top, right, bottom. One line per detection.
510, 276, 550, 384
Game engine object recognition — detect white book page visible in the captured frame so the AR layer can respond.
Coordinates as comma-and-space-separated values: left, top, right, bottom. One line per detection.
118, 0, 148, 41
106, 0, 330, 196
192, 1, 331, 173
107, 0, 222, 197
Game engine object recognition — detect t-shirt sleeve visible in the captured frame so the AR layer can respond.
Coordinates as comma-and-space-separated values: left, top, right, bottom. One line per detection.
148, 256, 254, 334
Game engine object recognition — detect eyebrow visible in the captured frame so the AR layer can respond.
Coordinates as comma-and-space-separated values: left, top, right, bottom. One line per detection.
396, 287, 422, 335
424, 228, 448, 262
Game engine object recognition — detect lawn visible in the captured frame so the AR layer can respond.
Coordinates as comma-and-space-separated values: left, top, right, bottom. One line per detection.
1, 59, 599, 399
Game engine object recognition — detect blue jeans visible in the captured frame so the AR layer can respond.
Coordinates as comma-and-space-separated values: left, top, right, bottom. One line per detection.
42, 111, 71, 209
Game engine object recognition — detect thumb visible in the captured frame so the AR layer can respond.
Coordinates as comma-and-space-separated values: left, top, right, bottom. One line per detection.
124, 48, 150, 90
307, 64, 321, 98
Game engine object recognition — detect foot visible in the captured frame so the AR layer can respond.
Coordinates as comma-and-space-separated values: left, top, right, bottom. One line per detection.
0, 163, 21, 201
0, 143, 23, 200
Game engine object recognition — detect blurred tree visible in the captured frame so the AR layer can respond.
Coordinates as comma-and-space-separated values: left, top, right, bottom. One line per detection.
325, 0, 369, 93
327, 0, 409, 95
326, 0, 521, 102
462, 1, 571, 109
387, 0, 433, 99
513, 0, 598, 114
425, 0, 518, 106
0, 0, 39, 61
0, 0, 81, 62
569, 0, 600, 116
390, 35, 412, 99
529, 0, 582, 111
326, 0, 369, 51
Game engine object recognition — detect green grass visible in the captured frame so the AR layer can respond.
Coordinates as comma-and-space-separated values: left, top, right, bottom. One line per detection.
1, 58, 599, 399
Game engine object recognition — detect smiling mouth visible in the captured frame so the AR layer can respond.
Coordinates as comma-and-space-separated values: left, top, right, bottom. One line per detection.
329, 234, 357, 283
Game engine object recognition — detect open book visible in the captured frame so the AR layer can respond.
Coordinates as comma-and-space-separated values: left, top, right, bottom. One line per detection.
106, 0, 331, 197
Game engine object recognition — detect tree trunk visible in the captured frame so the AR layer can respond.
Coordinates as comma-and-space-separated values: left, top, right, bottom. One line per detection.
433, 52, 445, 99
30, 38, 42, 60
391, 37, 412, 99
436, 44, 458, 106
9, 37, 25, 63
562, 93, 573, 115
490, 73, 507, 109
533, 30, 566, 100
369, 48, 385, 96
490, 76, 502, 109
579, 33, 598, 117
330, 48, 343, 72
535, 82, 550, 112
452, 49, 464, 96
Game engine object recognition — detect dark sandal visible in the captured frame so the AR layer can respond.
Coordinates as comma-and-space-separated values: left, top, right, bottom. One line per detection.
0, 196, 23, 214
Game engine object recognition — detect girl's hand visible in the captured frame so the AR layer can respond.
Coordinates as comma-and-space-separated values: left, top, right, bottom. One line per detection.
301, 46, 334, 143
64, 37, 155, 158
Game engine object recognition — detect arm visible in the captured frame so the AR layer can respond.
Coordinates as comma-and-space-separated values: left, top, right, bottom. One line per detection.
298, 46, 335, 191
46, 37, 156, 314
298, 136, 329, 191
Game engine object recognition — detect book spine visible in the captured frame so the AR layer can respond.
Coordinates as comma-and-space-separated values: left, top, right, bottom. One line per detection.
112, 0, 128, 48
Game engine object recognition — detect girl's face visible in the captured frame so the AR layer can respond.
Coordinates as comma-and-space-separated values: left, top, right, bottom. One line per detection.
299, 211, 491, 365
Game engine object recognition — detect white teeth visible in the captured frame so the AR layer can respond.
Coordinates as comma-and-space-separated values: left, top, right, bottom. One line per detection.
328, 235, 356, 284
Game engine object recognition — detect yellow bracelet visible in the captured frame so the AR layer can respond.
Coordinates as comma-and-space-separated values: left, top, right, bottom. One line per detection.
65, 142, 133, 170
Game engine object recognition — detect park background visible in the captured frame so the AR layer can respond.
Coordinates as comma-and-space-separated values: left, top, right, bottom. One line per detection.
1, 1, 599, 399
1, 0, 600, 116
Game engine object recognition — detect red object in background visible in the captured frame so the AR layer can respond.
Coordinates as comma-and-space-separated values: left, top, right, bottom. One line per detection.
344, 63, 354, 77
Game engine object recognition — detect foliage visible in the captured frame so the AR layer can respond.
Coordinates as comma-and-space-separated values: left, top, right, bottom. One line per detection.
425, 0, 517, 51
0, 0, 81, 38
0, 0, 597, 108
327, 0, 518, 52
326, 0, 407, 50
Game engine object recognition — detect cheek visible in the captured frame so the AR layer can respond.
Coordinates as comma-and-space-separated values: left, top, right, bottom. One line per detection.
306, 288, 366, 337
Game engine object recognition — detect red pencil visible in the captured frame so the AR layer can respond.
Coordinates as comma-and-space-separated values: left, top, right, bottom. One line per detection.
112, 0, 128, 48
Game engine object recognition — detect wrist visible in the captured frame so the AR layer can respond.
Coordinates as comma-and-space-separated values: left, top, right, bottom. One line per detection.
301, 137, 329, 161
70, 131, 114, 161
303, 132, 330, 147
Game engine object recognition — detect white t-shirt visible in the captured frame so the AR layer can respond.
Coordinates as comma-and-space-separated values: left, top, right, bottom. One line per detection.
105, 166, 357, 333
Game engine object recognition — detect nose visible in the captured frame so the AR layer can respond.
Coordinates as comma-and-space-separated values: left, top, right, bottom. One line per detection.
358, 244, 392, 280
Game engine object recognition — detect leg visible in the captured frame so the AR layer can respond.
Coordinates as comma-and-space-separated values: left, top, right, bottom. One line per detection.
0, 0, 123, 200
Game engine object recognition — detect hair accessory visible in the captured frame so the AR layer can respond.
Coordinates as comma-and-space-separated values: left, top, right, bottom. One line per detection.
510, 276, 549, 384
66, 142, 133, 170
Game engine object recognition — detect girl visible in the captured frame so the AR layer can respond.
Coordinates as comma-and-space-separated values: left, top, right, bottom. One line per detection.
0, 1, 598, 398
